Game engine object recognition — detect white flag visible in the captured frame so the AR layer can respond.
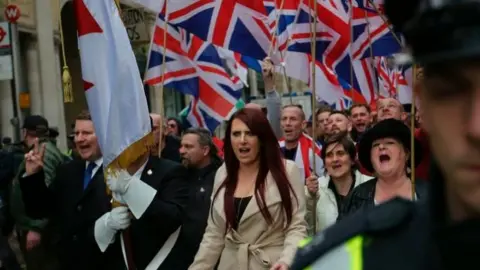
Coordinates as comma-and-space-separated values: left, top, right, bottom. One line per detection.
74, 0, 152, 168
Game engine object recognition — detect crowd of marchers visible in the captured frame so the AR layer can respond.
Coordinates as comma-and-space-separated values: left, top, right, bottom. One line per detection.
0, 59, 428, 270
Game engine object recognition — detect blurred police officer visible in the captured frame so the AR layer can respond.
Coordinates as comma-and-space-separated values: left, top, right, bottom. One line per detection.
291, 1, 480, 269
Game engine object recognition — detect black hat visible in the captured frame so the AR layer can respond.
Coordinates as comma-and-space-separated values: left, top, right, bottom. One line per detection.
358, 119, 422, 173
49, 127, 59, 138
23, 115, 49, 133
385, 0, 480, 65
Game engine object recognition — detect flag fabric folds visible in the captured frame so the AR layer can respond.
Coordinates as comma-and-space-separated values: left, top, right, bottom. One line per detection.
74, 0, 153, 169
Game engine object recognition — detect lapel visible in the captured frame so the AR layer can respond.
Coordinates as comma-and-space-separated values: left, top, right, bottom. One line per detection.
240, 172, 282, 223
139, 157, 157, 186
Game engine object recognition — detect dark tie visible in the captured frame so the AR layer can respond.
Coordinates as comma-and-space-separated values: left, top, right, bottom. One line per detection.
83, 162, 97, 190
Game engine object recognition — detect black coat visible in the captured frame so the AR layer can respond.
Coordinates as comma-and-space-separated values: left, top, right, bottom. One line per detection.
339, 177, 428, 220
19, 159, 114, 270
291, 161, 480, 270
159, 159, 222, 270
19, 156, 190, 270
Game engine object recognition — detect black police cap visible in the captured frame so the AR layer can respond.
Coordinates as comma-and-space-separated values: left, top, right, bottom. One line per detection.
385, 0, 480, 64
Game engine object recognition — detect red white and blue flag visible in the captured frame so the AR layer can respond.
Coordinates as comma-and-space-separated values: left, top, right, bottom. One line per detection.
375, 56, 412, 103
145, 15, 244, 132
137, 0, 274, 61
279, 133, 324, 181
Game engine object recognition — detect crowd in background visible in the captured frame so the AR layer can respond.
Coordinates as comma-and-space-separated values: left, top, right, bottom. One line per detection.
0, 59, 428, 270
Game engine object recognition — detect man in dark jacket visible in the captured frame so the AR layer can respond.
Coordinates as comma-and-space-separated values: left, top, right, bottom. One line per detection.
10, 115, 69, 270
291, 1, 480, 269
159, 127, 222, 269
18, 111, 190, 270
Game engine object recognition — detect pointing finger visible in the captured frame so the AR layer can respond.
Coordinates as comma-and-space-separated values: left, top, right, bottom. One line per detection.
32, 138, 39, 154
39, 143, 46, 160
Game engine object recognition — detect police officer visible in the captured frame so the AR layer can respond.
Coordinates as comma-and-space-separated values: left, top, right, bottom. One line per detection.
291, 1, 480, 269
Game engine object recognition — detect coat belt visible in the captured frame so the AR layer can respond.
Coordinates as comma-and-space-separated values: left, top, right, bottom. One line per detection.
225, 231, 284, 270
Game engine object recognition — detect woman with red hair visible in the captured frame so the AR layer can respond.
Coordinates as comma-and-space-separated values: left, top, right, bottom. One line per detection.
189, 108, 307, 270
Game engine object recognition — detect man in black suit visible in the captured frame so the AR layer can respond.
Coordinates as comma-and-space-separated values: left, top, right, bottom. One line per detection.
17, 111, 118, 270
19, 111, 190, 270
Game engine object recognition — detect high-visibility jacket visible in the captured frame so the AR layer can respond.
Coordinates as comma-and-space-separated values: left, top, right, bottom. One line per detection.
291, 198, 430, 270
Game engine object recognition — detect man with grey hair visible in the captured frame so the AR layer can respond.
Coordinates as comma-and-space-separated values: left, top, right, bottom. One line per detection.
159, 127, 222, 270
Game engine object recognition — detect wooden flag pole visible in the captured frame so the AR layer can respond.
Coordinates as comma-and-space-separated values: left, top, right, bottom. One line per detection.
410, 65, 417, 200
267, 0, 294, 103
364, 9, 379, 99
308, 0, 318, 234
157, 4, 169, 158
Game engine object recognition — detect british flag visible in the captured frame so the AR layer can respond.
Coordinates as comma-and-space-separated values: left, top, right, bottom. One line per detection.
263, 0, 300, 53
160, 0, 273, 60
145, 15, 244, 132
350, 0, 402, 60
286, 0, 394, 106
375, 56, 412, 103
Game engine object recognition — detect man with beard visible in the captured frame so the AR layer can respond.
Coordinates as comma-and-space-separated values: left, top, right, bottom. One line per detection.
349, 104, 372, 142
279, 104, 324, 182
291, 0, 480, 269
159, 128, 221, 270
327, 111, 352, 137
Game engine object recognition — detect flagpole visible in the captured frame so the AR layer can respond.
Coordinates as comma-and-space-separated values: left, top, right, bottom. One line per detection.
308, 0, 318, 234
364, 9, 379, 102
158, 3, 169, 158
348, 0, 354, 103
268, 0, 294, 104
410, 65, 417, 200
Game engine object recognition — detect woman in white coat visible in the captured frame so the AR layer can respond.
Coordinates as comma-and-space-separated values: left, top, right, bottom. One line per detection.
305, 132, 372, 234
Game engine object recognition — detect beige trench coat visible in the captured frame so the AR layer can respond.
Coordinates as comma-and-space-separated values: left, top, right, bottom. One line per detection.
189, 160, 307, 270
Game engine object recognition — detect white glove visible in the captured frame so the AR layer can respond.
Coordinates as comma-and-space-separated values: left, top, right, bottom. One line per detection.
108, 169, 157, 220
94, 206, 131, 252
107, 170, 134, 194
106, 206, 131, 230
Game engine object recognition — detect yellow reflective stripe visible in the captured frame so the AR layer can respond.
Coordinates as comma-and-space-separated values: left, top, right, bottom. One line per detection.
345, 236, 363, 270
299, 237, 313, 248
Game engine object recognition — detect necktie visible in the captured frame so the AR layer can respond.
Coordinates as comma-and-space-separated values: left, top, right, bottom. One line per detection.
83, 162, 97, 190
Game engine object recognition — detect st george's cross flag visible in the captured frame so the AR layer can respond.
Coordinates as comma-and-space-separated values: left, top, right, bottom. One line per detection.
74, 0, 153, 169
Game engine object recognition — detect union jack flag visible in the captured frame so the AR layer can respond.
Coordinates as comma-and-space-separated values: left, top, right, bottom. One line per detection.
160, 0, 273, 60
352, 0, 384, 12
375, 56, 412, 103
287, 0, 396, 106
145, 15, 243, 132
350, 0, 402, 60
263, 0, 300, 53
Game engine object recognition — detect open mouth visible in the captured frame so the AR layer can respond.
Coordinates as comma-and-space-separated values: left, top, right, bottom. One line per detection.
283, 129, 293, 136
332, 164, 342, 170
78, 145, 90, 151
239, 147, 251, 154
379, 154, 391, 163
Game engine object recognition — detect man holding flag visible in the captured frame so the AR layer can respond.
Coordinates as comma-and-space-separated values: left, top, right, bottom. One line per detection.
18, 0, 190, 269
